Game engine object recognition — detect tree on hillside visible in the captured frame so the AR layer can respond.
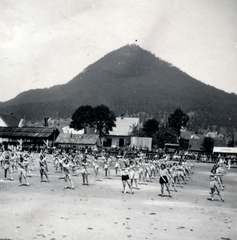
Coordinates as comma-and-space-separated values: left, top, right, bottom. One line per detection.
168, 108, 189, 135
70, 105, 116, 143
143, 118, 159, 138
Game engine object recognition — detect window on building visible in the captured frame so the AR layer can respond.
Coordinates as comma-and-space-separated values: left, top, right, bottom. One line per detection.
119, 138, 124, 147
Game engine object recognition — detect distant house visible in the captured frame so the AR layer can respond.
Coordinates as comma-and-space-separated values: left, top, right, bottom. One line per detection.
55, 133, 101, 149
62, 125, 85, 135
180, 130, 205, 151
205, 131, 225, 139
188, 139, 204, 152
190, 134, 201, 139
180, 130, 193, 140
103, 117, 140, 148
61, 125, 98, 135
0, 113, 24, 127
219, 127, 227, 136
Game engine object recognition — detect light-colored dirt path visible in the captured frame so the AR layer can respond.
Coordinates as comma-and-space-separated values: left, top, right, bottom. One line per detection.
0, 155, 236, 240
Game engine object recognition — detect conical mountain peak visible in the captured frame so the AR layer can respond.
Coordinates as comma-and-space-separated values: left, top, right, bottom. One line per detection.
0, 45, 236, 130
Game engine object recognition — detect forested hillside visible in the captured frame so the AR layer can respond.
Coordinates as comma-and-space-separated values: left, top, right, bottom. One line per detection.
0, 44, 236, 130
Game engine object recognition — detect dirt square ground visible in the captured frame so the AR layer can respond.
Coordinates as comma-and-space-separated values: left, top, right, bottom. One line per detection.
0, 155, 236, 240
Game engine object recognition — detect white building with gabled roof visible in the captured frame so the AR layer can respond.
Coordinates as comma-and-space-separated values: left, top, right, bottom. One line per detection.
104, 116, 140, 148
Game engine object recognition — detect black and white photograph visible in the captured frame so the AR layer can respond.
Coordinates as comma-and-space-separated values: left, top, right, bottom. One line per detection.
0, 1, 236, 239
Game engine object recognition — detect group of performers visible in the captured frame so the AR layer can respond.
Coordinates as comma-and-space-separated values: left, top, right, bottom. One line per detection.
0, 149, 231, 201
0, 150, 34, 185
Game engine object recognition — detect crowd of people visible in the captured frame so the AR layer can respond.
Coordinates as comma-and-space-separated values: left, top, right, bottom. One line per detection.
0, 148, 231, 201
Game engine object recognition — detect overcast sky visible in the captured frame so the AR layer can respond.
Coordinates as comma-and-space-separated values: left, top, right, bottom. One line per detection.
1, 0, 236, 102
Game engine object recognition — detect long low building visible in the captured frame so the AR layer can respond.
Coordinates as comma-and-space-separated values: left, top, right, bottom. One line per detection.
0, 126, 59, 148
55, 133, 101, 149
213, 147, 237, 154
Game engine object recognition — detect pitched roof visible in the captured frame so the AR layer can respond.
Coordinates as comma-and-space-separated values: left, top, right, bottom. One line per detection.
0, 113, 21, 127
0, 127, 58, 138
109, 117, 140, 136
190, 134, 201, 139
55, 133, 99, 145
188, 139, 203, 151
180, 130, 193, 139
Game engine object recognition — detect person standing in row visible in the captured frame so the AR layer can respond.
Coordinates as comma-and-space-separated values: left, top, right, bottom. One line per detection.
103, 156, 111, 179
210, 164, 224, 202
129, 160, 139, 189
114, 157, 121, 176
39, 154, 49, 182
3, 152, 13, 181
121, 163, 133, 194
92, 155, 101, 181
159, 163, 171, 198
18, 155, 29, 186
215, 164, 227, 190
62, 158, 75, 189
81, 155, 90, 185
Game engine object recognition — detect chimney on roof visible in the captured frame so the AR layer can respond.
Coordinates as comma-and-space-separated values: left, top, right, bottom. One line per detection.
44, 118, 49, 127
121, 114, 124, 119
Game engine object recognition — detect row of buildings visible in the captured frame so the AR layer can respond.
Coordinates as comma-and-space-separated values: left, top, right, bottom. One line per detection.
0, 113, 235, 153
0, 113, 151, 151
